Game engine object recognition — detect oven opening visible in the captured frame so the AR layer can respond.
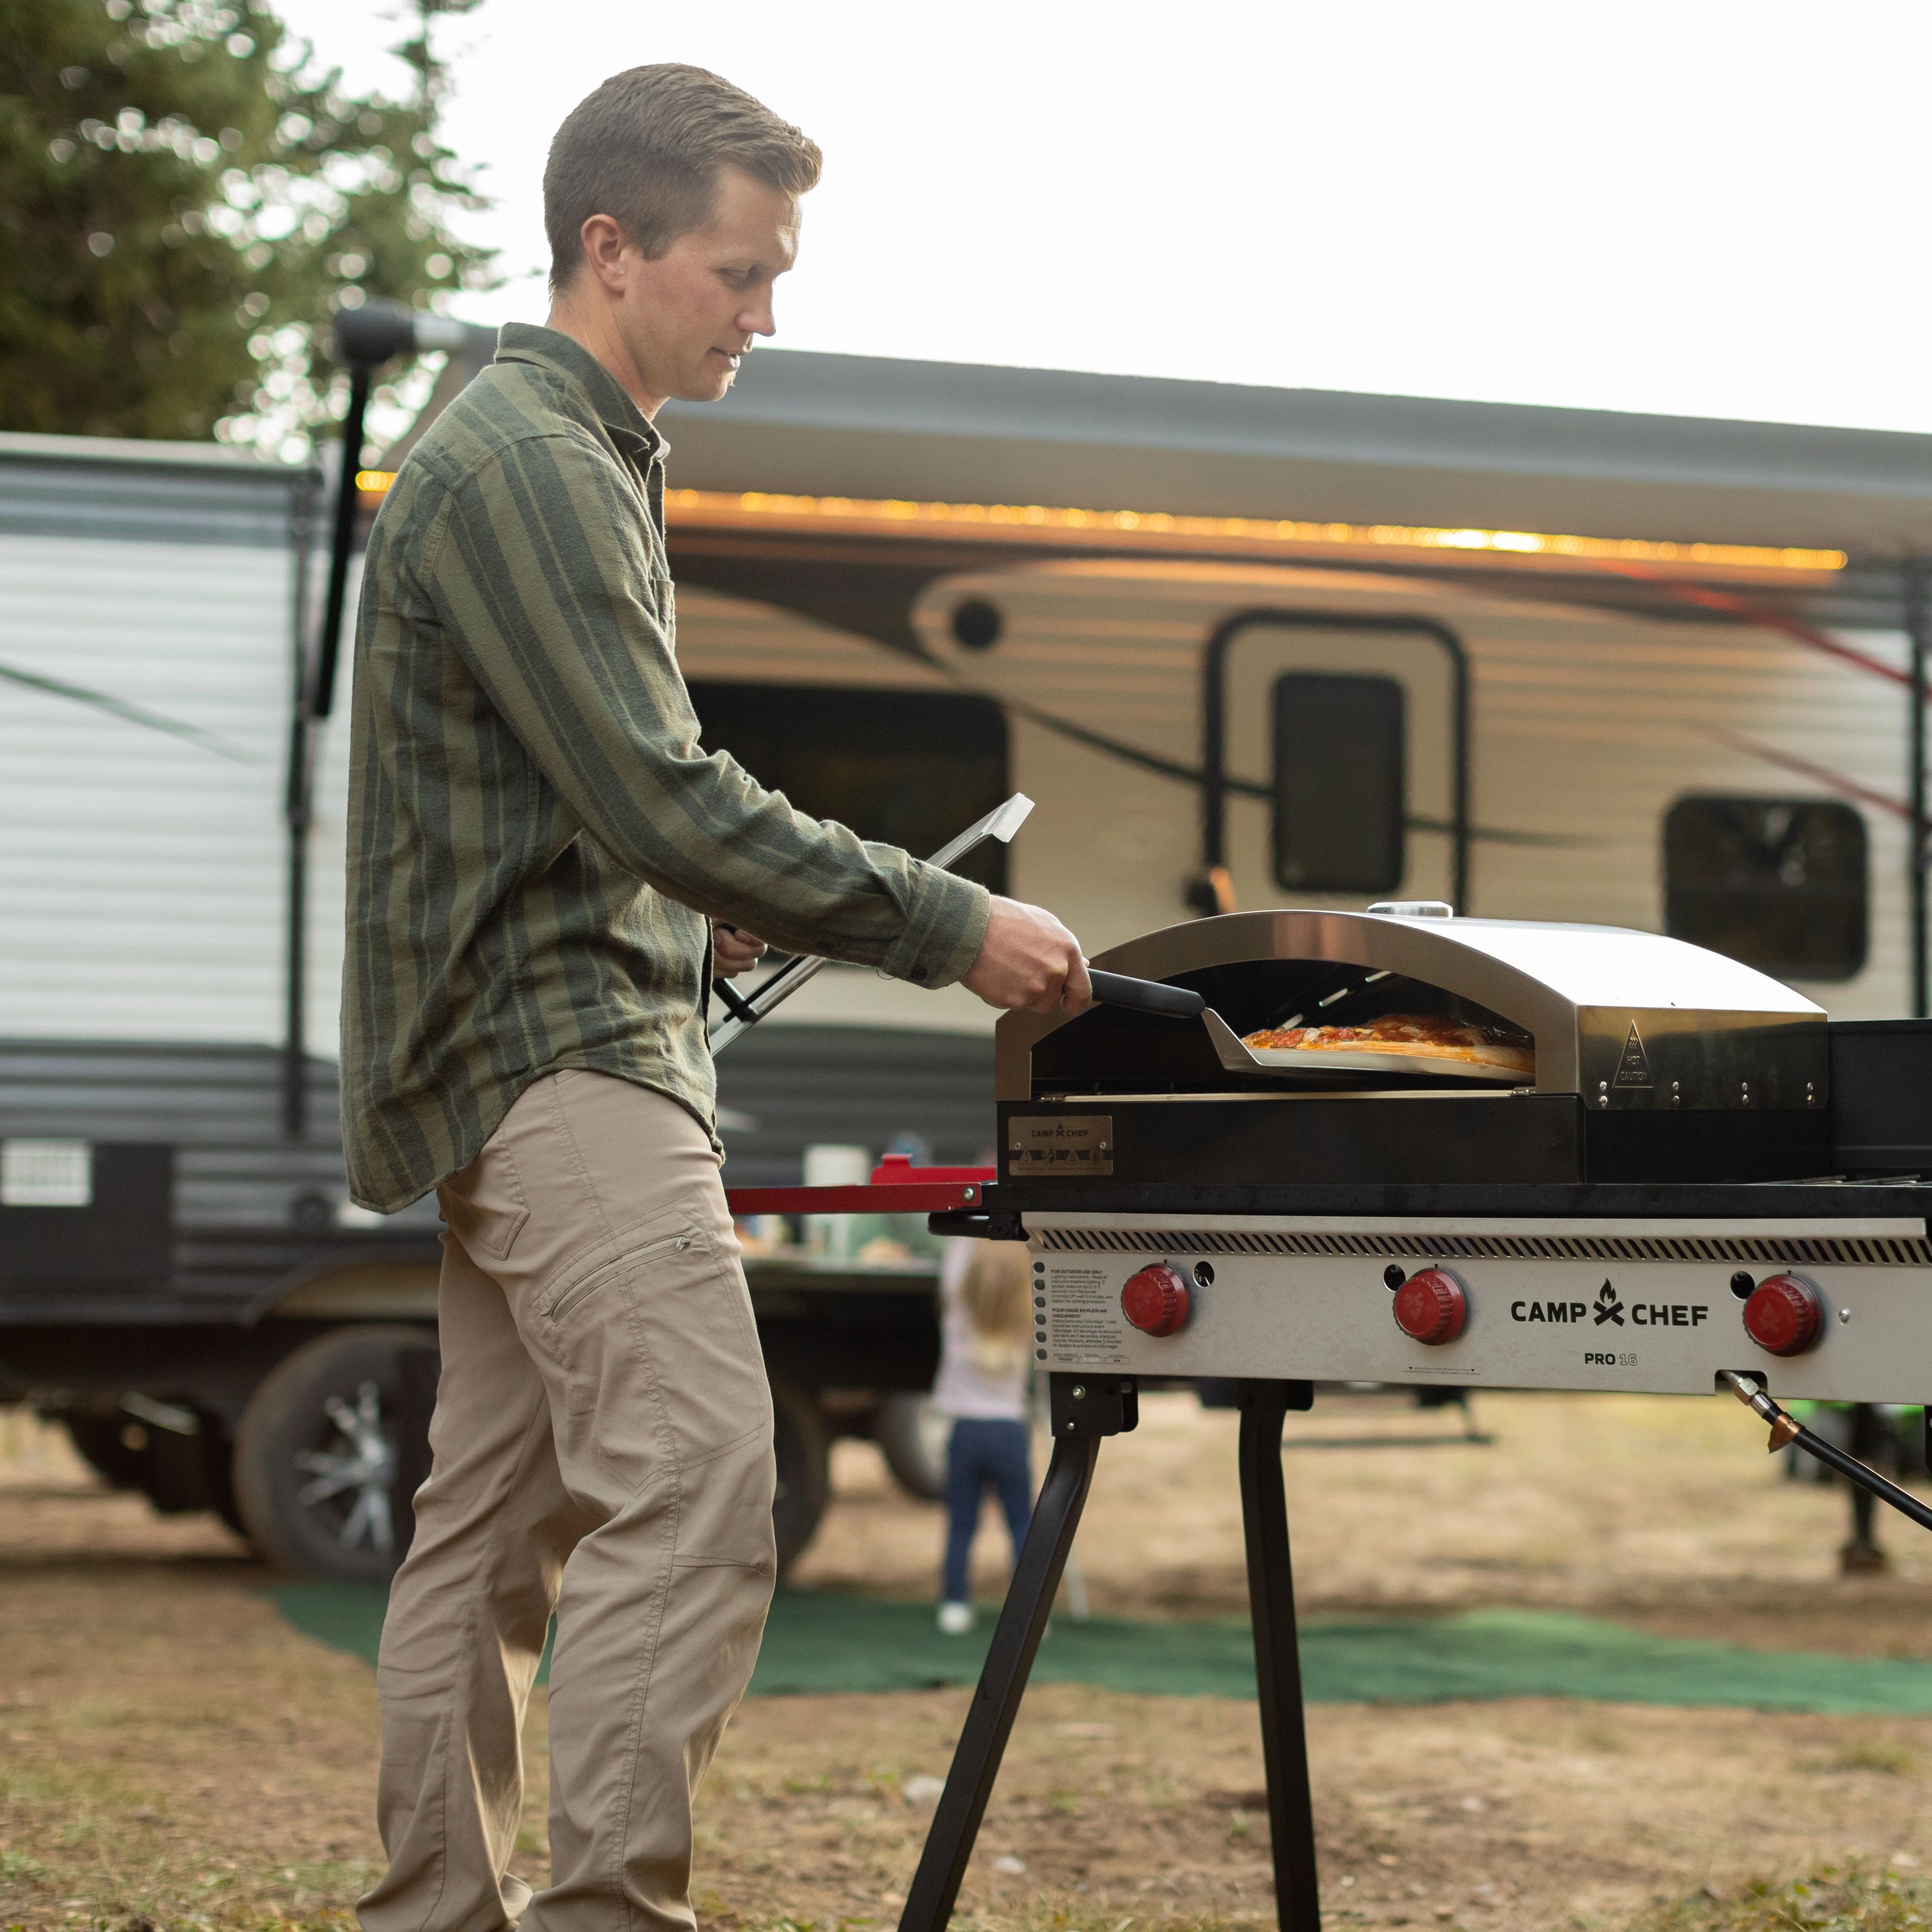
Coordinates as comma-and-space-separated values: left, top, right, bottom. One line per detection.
1224, 966, 1533, 1087
1032, 960, 1536, 1098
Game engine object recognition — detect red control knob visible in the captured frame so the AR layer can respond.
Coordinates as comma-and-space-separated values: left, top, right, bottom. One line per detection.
1121, 1263, 1191, 1337
1742, 1273, 1826, 1356
1392, 1267, 1468, 1346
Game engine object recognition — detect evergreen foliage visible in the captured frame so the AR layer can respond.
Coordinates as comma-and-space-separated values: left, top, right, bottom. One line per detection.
0, 0, 491, 453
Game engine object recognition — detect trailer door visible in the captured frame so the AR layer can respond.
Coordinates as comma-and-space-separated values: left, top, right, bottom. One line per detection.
1210, 614, 1467, 914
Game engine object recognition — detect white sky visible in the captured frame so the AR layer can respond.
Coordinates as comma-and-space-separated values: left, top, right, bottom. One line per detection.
274, 0, 1932, 433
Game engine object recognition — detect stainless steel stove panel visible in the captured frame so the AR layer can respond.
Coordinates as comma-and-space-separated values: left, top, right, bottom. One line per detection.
1029, 1212, 1932, 1403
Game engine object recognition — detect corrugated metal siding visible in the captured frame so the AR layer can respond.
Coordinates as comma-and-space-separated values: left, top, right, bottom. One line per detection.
0, 440, 309, 548
0, 528, 298, 1040
0, 1039, 438, 1308
0, 1038, 346, 1214
713, 1024, 995, 1186
302, 561, 358, 1062
0, 1030, 988, 1307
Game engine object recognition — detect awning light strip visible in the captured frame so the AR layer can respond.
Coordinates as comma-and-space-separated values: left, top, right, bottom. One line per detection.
663, 486, 1846, 574
351, 468, 1844, 575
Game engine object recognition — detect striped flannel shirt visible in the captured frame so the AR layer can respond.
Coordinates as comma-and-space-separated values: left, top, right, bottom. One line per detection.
341, 322, 990, 1212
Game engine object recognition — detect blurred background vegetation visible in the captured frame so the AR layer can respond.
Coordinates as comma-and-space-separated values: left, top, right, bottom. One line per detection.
0, 0, 494, 457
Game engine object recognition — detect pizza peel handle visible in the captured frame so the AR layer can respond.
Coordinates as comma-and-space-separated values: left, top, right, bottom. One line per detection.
1086, 970, 1206, 1021
709, 794, 1037, 1056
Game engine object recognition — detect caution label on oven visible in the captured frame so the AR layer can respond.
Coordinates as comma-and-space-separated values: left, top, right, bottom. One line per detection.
1614, 1022, 1653, 1089
1008, 1114, 1114, 1176
1044, 1265, 1129, 1362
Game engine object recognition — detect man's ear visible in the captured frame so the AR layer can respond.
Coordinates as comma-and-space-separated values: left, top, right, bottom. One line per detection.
579, 213, 630, 294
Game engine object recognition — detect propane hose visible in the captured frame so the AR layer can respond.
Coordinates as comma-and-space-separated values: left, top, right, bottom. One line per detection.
1719, 1371, 1932, 1534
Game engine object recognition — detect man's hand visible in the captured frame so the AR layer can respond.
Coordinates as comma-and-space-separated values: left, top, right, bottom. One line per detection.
713, 921, 769, 978
961, 897, 1092, 1014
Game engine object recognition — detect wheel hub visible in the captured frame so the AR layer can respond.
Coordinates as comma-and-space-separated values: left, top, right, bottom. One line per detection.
294, 1378, 398, 1552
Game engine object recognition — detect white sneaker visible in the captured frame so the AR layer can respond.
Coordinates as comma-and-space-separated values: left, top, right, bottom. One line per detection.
937, 1601, 974, 1635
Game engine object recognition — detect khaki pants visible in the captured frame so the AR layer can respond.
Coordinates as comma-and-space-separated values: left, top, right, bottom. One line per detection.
359, 1070, 775, 1932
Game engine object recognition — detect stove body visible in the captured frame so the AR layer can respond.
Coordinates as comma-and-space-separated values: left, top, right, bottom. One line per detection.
902, 909, 1932, 1932
994, 910, 1932, 1405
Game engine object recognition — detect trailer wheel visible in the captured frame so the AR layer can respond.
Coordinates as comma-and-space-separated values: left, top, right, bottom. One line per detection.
874, 1392, 948, 1502
769, 1374, 830, 1578
234, 1325, 439, 1582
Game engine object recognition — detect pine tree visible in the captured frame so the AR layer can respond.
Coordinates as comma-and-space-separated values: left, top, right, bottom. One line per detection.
0, 0, 491, 452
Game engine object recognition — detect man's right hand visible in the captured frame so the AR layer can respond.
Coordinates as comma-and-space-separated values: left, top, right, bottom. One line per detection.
961, 897, 1092, 1015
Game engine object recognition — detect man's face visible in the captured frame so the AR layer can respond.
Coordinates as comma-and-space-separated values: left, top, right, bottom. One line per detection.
611, 168, 799, 409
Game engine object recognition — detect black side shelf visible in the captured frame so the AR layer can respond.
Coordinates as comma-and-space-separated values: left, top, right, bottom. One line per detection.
1830, 1020, 1932, 1177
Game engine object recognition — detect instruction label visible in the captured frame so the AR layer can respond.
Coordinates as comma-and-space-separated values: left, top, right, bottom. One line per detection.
1045, 1264, 1129, 1363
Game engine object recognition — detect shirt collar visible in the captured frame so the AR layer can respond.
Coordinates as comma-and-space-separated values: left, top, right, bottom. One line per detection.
493, 321, 668, 463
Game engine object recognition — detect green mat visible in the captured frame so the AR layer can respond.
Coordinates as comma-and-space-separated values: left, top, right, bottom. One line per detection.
266, 1584, 1932, 1715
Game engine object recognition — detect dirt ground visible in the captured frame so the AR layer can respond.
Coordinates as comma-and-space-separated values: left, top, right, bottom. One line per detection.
3, 1390, 1931, 1932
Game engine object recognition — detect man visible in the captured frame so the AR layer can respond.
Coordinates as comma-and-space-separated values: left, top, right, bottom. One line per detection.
344, 63, 1088, 1932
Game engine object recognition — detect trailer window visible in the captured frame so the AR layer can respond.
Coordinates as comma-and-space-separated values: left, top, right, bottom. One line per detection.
1271, 673, 1406, 894
1663, 796, 1867, 981
686, 683, 1010, 893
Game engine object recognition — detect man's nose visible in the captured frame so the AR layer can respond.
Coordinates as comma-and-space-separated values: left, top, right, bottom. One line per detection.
736, 296, 777, 339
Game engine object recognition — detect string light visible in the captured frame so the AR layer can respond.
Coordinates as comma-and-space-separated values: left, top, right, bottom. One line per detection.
357, 470, 1848, 576
664, 486, 1846, 575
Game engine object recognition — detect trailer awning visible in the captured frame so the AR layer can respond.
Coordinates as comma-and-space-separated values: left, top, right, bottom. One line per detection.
659, 350, 1932, 560
646, 351, 1929, 633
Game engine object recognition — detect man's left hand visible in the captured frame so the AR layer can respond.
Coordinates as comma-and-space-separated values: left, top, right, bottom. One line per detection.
713, 921, 769, 978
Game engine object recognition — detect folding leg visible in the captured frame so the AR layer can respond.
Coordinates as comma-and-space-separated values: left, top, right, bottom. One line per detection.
897, 1375, 1138, 1932
1238, 1379, 1321, 1932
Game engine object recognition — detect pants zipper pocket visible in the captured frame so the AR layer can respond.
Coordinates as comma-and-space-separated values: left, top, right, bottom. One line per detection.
547, 1229, 694, 1324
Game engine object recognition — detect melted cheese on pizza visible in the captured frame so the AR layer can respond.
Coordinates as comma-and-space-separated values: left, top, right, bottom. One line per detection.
1241, 1013, 1534, 1075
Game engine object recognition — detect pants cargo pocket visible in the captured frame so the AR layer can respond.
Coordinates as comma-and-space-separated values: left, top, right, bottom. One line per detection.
670, 1419, 777, 1572
540, 1216, 770, 1503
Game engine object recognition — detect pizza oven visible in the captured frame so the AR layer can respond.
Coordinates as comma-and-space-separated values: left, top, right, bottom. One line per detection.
882, 903, 1932, 1932
995, 906, 1832, 1189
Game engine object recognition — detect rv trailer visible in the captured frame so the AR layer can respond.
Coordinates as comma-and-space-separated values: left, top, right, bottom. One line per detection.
6, 348, 1932, 1579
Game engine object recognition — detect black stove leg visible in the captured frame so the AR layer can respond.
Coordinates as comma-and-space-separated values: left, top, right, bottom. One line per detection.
1238, 1378, 1320, 1932
898, 1374, 1138, 1932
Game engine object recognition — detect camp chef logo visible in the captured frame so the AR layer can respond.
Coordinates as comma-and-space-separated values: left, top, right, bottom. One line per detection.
1614, 1022, 1653, 1089
1508, 1280, 1709, 1328
1007, 1114, 1114, 1176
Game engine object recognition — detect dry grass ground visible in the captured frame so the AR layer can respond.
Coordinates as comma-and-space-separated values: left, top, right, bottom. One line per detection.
3, 1391, 1931, 1932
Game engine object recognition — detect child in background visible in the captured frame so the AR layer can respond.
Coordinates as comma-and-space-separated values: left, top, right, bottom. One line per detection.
933, 1238, 1035, 1633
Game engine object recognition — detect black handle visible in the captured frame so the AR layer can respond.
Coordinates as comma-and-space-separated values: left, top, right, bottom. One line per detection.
1087, 969, 1205, 1020
712, 977, 760, 1026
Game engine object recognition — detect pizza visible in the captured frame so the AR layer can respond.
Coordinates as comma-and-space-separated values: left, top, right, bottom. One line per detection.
1240, 1013, 1534, 1078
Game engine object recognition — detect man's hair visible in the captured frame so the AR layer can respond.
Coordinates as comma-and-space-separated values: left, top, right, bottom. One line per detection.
544, 65, 822, 292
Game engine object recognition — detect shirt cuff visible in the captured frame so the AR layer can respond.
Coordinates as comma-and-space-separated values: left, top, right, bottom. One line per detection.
879, 865, 992, 989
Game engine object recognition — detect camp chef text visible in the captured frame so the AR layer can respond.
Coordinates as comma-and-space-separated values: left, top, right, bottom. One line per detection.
1509, 1296, 1710, 1327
